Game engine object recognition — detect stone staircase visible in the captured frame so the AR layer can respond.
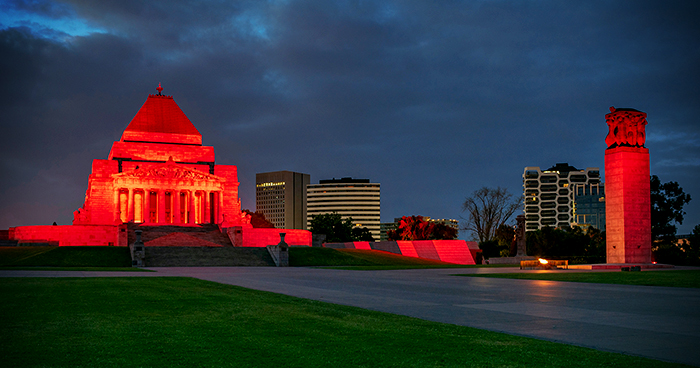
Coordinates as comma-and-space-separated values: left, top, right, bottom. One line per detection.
125, 223, 275, 267
143, 247, 275, 267
127, 223, 232, 246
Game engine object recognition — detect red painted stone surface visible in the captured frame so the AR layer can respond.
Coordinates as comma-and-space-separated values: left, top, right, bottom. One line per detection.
604, 107, 651, 264
327, 240, 476, 265
9, 225, 118, 246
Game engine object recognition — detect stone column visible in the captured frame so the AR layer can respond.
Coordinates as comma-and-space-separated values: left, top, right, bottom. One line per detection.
218, 191, 224, 224
127, 188, 135, 222
173, 190, 181, 224
144, 189, 151, 223
158, 190, 166, 224
604, 107, 651, 264
203, 190, 211, 224
113, 188, 121, 223
188, 190, 196, 224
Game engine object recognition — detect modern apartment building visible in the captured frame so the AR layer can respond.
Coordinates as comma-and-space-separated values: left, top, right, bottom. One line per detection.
572, 183, 606, 231
307, 177, 381, 240
256, 171, 310, 229
523, 163, 602, 231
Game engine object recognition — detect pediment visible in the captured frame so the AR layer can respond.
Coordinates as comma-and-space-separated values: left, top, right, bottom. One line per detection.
114, 161, 221, 181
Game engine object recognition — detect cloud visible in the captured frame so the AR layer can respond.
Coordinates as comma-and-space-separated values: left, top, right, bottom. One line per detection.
1, 0, 699, 233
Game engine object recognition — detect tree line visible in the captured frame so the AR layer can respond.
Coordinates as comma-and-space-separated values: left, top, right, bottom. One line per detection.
461, 175, 698, 265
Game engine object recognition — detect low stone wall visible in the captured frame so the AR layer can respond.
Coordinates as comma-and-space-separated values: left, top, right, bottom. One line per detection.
238, 228, 312, 247
325, 240, 477, 265
9, 225, 119, 246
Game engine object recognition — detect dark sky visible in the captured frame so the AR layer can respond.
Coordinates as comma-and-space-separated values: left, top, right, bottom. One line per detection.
1, 0, 699, 237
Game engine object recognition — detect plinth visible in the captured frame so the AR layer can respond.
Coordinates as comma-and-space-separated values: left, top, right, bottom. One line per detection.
605, 146, 651, 263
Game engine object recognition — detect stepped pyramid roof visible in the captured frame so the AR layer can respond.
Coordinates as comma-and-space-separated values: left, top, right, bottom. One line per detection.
121, 84, 202, 145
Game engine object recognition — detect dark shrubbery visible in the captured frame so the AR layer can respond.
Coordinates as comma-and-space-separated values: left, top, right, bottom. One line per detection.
653, 224, 700, 266
525, 226, 606, 264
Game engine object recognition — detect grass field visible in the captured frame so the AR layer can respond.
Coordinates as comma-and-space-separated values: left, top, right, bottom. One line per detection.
0, 246, 132, 267
456, 270, 700, 288
0, 277, 688, 368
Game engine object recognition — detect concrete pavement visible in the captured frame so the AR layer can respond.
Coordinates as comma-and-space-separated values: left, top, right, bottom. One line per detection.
2, 266, 699, 366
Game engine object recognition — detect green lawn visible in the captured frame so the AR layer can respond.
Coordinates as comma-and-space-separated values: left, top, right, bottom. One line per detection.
456, 270, 700, 288
0, 266, 151, 271
0, 277, 688, 368
0, 246, 132, 267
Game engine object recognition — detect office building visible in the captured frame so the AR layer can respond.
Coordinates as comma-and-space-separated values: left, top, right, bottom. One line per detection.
256, 171, 310, 229
523, 163, 601, 231
307, 177, 381, 240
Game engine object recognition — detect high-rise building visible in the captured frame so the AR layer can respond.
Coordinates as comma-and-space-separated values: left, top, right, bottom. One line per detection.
307, 177, 381, 240
256, 171, 310, 230
572, 183, 606, 231
523, 163, 601, 231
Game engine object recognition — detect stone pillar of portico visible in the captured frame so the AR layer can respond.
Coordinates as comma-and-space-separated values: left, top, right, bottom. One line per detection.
113, 188, 121, 223
218, 191, 224, 224
158, 190, 166, 224
144, 189, 151, 224
127, 188, 135, 222
188, 191, 196, 224
173, 190, 181, 224
203, 190, 211, 224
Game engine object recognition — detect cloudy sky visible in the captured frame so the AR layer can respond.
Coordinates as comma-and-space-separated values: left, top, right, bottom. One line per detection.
1, 0, 699, 236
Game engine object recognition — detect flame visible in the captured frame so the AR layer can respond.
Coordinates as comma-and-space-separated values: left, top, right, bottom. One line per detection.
538, 258, 548, 265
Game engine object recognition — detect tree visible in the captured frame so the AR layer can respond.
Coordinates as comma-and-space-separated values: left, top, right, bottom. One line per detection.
386, 216, 458, 241
494, 223, 516, 256
654, 224, 700, 266
309, 212, 373, 242
351, 226, 375, 242
242, 209, 275, 228
651, 175, 692, 240
461, 187, 521, 243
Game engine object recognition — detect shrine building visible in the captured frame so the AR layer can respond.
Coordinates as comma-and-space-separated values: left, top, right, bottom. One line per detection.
6, 85, 311, 247
73, 84, 240, 227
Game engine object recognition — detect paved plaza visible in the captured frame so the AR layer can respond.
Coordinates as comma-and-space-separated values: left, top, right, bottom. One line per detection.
2, 267, 699, 366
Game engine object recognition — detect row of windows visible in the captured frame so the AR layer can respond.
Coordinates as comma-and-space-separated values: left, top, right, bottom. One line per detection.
308, 195, 380, 200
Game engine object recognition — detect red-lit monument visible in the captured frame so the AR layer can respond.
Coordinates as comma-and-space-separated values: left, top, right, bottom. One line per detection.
7, 85, 311, 248
604, 107, 651, 263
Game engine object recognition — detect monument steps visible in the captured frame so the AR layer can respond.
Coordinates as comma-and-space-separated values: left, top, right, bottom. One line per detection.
143, 247, 275, 267
127, 223, 233, 247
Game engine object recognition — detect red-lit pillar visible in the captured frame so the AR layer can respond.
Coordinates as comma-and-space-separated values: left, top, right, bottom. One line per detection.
144, 189, 151, 224
158, 190, 166, 224
604, 107, 651, 264
188, 191, 196, 224
218, 191, 224, 224
173, 190, 181, 224
113, 188, 120, 223
203, 190, 211, 224
127, 188, 135, 222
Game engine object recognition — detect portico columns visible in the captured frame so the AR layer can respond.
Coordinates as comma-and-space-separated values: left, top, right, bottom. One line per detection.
204, 190, 211, 224
113, 188, 120, 222
188, 190, 196, 224
158, 190, 166, 224
173, 190, 181, 224
127, 188, 135, 222
218, 191, 224, 224
144, 189, 151, 223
